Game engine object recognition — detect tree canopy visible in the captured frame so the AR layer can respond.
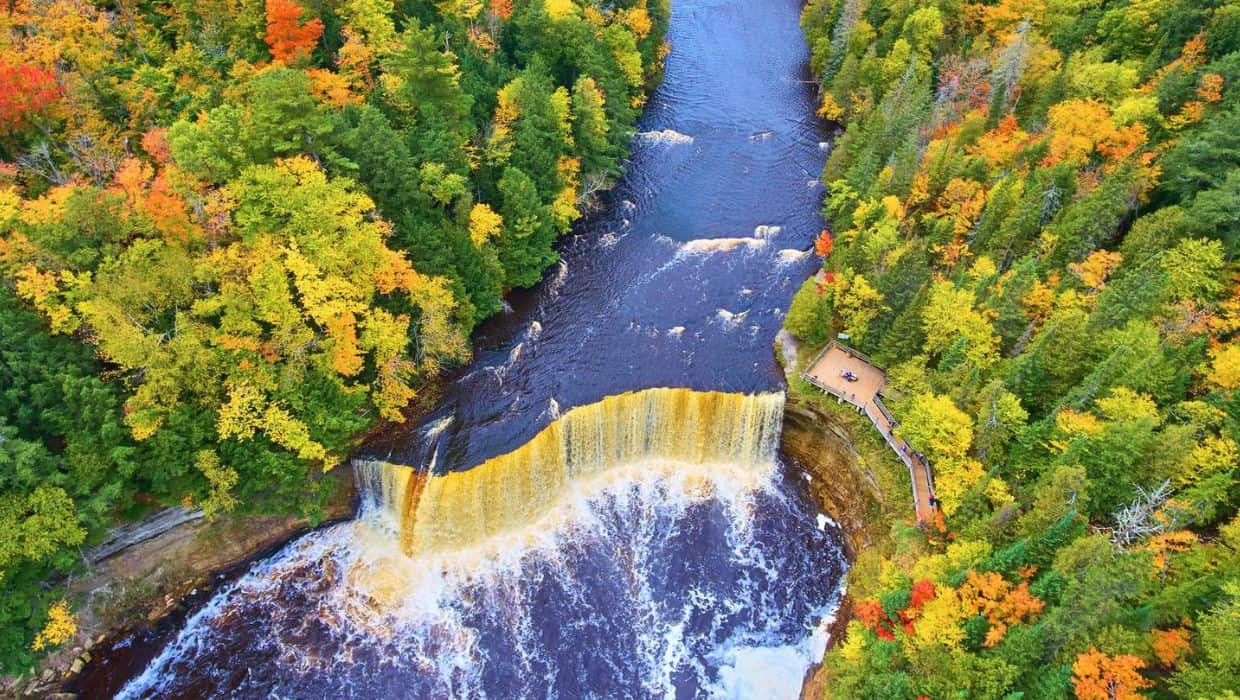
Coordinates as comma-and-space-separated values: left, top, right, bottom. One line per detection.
791, 0, 1240, 696
0, 0, 668, 670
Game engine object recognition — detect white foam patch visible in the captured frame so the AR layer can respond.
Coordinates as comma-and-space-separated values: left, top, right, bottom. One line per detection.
678, 237, 768, 255
714, 309, 749, 329
422, 415, 454, 442
712, 643, 809, 700
816, 513, 838, 531
711, 586, 846, 700
777, 248, 811, 264
637, 129, 694, 145
667, 326, 685, 338
753, 225, 782, 239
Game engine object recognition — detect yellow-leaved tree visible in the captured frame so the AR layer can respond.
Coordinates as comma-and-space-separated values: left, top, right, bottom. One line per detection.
4, 155, 468, 470
896, 393, 984, 514
921, 280, 1000, 368
31, 599, 76, 652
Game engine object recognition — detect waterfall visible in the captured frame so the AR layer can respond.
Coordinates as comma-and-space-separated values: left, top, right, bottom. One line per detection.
356, 388, 785, 556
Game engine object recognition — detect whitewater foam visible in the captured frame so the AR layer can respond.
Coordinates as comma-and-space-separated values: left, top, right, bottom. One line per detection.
714, 308, 749, 329
119, 443, 846, 699
637, 129, 694, 145
777, 248, 812, 264
677, 237, 768, 255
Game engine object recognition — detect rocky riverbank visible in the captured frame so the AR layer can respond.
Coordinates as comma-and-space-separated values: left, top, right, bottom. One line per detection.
24, 382, 879, 699
782, 395, 889, 556
2, 471, 357, 698
782, 388, 903, 700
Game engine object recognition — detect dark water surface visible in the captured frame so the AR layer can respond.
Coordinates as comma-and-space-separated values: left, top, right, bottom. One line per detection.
106, 1, 847, 696
368, 0, 832, 472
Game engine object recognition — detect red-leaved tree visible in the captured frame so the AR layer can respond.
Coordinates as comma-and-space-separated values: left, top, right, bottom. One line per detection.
0, 61, 61, 135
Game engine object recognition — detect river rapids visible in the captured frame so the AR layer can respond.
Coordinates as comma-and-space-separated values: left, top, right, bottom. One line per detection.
112, 0, 847, 696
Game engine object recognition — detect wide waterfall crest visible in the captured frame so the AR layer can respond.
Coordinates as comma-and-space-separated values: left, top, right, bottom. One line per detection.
356, 387, 785, 556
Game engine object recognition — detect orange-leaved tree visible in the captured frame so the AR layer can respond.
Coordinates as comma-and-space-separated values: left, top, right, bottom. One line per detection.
1071, 648, 1152, 700
814, 229, 834, 257
957, 570, 1045, 647
265, 0, 324, 65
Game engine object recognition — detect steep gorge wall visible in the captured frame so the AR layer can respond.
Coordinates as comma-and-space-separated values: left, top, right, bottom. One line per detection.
782, 392, 896, 700
781, 394, 887, 556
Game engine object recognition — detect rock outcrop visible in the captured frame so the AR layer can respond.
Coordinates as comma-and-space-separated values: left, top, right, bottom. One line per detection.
781, 393, 887, 556
5, 472, 358, 698
782, 391, 892, 700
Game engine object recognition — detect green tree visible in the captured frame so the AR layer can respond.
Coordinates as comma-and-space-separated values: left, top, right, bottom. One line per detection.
495, 166, 557, 287
168, 66, 337, 182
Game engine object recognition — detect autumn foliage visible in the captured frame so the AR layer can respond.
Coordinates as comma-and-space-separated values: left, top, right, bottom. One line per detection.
30, 599, 75, 652
855, 599, 896, 640
489, 0, 514, 21
265, 0, 324, 65
1150, 627, 1192, 668
0, 0, 670, 669
797, 0, 1237, 696
855, 579, 939, 641
1072, 648, 1153, 700
0, 61, 60, 134
958, 571, 1044, 647
814, 228, 834, 257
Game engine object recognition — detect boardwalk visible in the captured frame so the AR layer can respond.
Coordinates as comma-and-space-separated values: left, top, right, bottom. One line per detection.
803, 342, 937, 525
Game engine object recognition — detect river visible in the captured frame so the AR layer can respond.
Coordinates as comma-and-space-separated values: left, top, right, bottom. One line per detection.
109, 0, 847, 696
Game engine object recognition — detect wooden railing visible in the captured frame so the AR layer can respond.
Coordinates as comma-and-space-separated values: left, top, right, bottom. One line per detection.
835, 343, 875, 365
801, 341, 937, 523
803, 372, 845, 400
862, 400, 933, 518
870, 395, 898, 427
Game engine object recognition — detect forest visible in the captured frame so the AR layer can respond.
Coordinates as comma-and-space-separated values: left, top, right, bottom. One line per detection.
788, 0, 1238, 697
0, 0, 667, 671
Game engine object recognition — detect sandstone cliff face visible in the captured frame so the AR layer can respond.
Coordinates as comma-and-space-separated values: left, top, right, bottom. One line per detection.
781, 394, 886, 556
782, 392, 893, 700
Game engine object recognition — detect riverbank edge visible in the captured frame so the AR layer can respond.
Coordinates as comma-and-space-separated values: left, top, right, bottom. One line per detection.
778, 335, 908, 699
33, 392, 885, 698
783, 388, 894, 699
1, 472, 357, 698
